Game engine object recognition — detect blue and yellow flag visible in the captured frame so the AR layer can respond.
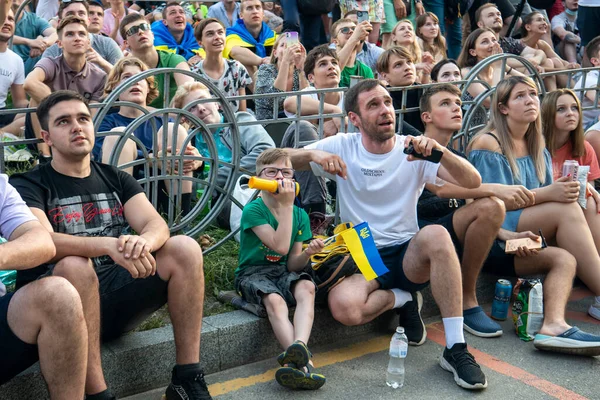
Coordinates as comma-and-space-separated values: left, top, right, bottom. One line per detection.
340, 222, 389, 281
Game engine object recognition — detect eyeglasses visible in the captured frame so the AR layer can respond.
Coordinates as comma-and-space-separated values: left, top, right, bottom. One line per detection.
339, 26, 355, 35
259, 167, 295, 179
125, 22, 151, 37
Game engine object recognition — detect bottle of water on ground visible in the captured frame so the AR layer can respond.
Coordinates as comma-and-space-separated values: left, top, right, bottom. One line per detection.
386, 326, 408, 389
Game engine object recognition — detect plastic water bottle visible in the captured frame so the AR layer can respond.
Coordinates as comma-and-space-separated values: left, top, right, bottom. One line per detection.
386, 326, 407, 389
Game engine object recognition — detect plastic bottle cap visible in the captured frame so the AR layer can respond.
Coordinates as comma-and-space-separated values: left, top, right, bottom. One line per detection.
396, 326, 405, 334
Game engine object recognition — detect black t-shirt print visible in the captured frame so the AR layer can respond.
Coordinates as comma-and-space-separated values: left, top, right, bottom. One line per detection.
10, 161, 144, 271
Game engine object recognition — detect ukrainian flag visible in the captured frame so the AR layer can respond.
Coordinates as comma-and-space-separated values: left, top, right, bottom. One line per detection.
340, 222, 389, 281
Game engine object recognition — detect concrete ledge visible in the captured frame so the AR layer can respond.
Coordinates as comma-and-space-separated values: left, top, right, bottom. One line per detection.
0, 274, 499, 399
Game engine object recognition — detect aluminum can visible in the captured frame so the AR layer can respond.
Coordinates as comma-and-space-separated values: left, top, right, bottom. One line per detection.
562, 160, 579, 181
491, 279, 513, 320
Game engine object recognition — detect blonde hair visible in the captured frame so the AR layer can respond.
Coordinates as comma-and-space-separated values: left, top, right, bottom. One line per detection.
416, 12, 447, 60
541, 89, 586, 158
391, 20, 421, 62
270, 35, 286, 65
468, 76, 547, 183
170, 81, 211, 109
104, 57, 158, 105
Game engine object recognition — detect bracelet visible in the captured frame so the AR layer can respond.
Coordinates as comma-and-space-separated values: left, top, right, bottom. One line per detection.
507, 66, 513, 74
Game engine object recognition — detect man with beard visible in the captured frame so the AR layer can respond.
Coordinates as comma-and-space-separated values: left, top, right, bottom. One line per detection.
284, 79, 489, 391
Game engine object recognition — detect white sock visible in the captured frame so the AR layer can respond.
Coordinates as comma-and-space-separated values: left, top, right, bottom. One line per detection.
391, 289, 412, 309
595, 296, 600, 304
443, 317, 465, 349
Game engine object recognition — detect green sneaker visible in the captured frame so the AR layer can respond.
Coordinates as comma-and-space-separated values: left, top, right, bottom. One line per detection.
277, 340, 311, 368
275, 366, 326, 390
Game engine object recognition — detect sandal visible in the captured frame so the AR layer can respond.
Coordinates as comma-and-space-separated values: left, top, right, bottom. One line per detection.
277, 340, 311, 368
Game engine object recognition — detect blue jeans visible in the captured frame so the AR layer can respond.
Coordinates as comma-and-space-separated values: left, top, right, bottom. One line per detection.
423, 0, 463, 60
281, 0, 325, 52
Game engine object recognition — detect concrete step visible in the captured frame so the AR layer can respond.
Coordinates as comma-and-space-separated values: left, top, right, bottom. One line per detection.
0, 274, 500, 399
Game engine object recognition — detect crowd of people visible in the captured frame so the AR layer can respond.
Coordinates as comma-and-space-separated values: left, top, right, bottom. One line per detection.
2, 0, 600, 398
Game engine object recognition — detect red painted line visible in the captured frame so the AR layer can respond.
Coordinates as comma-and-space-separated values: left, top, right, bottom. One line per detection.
569, 287, 594, 302
427, 322, 589, 400
566, 310, 600, 326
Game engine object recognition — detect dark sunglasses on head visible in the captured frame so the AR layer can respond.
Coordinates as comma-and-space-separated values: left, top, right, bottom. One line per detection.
339, 26, 355, 35
125, 22, 151, 37
61, 0, 87, 4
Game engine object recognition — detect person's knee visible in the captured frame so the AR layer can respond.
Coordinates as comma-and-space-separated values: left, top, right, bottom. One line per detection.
31, 277, 85, 321
418, 224, 454, 252
159, 235, 204, 274
295, 279, 315, 298
475, 196, 506, 226
550, 250, 577, 278
263, 293, 287, 314
328, 292, 364, 326
53, 256, 97, 290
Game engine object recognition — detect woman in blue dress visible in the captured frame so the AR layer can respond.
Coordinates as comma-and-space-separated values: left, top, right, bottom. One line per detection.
467, 76, 600, 349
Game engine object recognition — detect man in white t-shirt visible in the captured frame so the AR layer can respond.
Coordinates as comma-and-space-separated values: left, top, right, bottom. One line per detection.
574, 36, 600, 129
285, 79, 488, 391
0, 8, 27, 130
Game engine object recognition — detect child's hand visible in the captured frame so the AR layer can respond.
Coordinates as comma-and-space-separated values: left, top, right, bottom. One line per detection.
274, 178, 296, 206
305, 238, 325, 256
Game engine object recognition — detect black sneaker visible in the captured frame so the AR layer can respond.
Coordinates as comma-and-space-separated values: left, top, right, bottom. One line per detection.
439, 343, 487, 390
164, 371, 213, 400
398, 291, 426, 346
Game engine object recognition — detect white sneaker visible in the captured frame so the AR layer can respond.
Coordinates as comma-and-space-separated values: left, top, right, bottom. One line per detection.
588, 301, 600, 320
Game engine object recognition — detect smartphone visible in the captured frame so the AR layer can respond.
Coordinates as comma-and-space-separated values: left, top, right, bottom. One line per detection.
357, 10, 369, 23
403, 142, 443, 163
285, 31, 299, 47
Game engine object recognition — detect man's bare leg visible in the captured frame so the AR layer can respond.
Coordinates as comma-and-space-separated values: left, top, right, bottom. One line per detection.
451, 197, 505, 309
156, 235, 204, 365
8, 277, 87, 400
327, 274, 393, 326
52, 256, 107, 396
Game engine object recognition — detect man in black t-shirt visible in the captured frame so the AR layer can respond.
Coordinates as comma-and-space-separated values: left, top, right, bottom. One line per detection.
10, 91, 212, 400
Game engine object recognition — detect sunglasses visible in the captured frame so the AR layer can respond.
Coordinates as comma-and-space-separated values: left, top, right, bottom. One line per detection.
61, 0, 87, 3
125, 22, 151, 37
339, 26, 355, 35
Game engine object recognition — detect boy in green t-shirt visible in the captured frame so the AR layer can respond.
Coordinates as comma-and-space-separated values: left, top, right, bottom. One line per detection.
330, 18, 374, 87
235, 148, 326, 390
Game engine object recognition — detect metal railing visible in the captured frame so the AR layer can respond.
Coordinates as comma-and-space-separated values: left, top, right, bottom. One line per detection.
2, 59, 600, 252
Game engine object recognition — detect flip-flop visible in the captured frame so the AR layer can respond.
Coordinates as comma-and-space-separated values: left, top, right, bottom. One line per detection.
277, 340, 311, 368
275, 366, 326, 390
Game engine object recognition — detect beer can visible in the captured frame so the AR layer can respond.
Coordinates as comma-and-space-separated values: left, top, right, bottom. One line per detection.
491, 279, 513, 321
562, 160, 579, 181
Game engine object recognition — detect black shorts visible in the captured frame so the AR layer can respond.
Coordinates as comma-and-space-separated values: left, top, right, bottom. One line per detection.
0, 109, 16, 128
19, 261, 169, 342
420, 212, 516, 277
577, 6, 600, 47
375, 239, 430, 292
0, 292, 39, 385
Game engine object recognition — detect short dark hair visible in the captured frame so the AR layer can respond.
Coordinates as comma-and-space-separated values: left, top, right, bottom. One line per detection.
120, 13, 146, 40
343, 9, 358, 18
344, 79, 386, 116
304, 44, 339, 78
586, 35, 600, 60
162, 1, 183, 20
57, 15, 88, 37
58, 0, 89, 19
194, 17, 224, 42
37, 91, 90, 132
430, 58, 460, 81
474, 2, 497, 25
419, 83, 461, 115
